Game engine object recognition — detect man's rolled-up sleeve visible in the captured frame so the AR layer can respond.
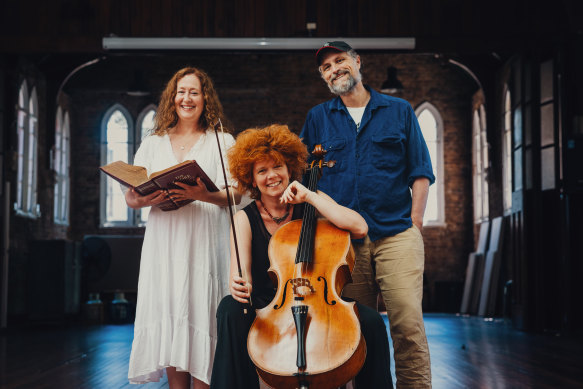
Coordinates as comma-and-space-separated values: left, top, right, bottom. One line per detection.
406, 105, 435, 187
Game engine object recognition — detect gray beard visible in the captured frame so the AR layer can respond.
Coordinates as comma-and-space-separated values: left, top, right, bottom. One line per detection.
327, 70, 362, 95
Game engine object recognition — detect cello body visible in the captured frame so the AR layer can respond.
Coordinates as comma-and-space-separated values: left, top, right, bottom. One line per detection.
247, 216, 366, 388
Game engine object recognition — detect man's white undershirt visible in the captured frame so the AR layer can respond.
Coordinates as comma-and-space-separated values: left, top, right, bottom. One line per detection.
347, 106, 366, 130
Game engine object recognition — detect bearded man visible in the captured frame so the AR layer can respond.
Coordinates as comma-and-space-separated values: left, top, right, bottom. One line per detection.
300, 41, 435, 388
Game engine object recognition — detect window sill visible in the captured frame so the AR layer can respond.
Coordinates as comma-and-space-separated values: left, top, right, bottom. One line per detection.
14, 209, 40, 219
100, 222, 146, 229
423, 221, 446, 228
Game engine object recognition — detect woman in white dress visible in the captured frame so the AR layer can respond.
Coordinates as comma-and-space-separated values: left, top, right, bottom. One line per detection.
125, 67, 241, 389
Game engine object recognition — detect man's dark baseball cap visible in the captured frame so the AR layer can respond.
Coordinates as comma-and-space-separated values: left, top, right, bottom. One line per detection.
316, 41, 353, 65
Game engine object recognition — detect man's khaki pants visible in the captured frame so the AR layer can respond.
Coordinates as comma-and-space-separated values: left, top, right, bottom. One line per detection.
343, 225, 432, 388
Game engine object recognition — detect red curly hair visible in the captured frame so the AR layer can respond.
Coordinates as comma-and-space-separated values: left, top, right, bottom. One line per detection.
153, 67, 230, 135
228, 124, 308, 199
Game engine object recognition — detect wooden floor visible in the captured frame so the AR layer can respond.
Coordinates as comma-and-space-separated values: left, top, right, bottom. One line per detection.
1, 313, 582, 389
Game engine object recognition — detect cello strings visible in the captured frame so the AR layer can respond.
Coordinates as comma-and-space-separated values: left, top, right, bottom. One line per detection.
303, 164, 318, 291
295, 159, 320, 298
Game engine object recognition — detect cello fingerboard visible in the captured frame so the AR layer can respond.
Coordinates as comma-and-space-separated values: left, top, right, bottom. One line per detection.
295, 162, 320, 265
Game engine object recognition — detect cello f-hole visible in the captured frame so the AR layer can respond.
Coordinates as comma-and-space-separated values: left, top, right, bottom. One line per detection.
317, 276, 337, 305
273, 278, 292, 310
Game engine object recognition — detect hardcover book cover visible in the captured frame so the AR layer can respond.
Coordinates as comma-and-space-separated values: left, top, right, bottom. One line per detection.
100, 160, 219, 211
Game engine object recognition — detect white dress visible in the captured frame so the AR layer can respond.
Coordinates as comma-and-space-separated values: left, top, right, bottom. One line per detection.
128, 130, 234, 384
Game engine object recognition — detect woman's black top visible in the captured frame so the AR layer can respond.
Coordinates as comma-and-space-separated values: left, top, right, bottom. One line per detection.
242, 201, 304, 309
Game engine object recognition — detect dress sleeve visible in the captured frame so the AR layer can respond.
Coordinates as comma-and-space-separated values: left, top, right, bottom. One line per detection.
133, 136, 152, 174
119, 135, 153, 195
405, 104, 435, 187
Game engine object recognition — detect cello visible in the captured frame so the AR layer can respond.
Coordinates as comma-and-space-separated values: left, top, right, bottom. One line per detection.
247, 145, 366, 389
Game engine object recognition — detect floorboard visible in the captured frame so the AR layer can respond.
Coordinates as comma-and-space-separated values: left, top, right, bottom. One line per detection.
1, 314, 582, 388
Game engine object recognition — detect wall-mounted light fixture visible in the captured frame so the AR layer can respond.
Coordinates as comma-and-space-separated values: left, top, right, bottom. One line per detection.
102, 37, 415, 51
380, 66, 404, 94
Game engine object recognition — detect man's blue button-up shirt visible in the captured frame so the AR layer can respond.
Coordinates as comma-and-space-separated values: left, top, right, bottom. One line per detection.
300, 86, 435, 241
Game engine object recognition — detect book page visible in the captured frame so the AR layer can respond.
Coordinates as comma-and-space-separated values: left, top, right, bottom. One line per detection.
101, 161, 149, 187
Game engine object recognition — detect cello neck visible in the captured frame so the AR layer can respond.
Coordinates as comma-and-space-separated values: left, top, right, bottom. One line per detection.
294, 163, 320, 265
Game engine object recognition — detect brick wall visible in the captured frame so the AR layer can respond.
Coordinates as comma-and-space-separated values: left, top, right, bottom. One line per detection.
5, 59, 68, 316
3, 51, 478, 312
364, 54, 476, 309
65, 52, 477, 310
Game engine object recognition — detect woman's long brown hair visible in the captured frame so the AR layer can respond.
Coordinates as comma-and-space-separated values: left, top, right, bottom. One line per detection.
153, 67, 230, 135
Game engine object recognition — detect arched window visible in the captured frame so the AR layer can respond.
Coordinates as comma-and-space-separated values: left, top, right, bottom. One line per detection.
137, 104, 156, 144
502, 89, 512, 213
473, 105, 489, 222
54, 107, 71, 224
415, 102, 444, 226
15, 81, 39, 217
100, 105, 135, 226
135, 105, 157, 225
16, 81, 28, 212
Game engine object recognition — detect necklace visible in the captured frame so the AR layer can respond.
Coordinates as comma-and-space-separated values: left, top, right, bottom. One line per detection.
171, 131, 203, 151
259, 200, 291, 224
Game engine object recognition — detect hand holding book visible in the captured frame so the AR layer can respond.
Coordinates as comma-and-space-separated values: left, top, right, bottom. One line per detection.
168, 178, 214, 203
125, 187, 168, 210
100, 160, 219, 211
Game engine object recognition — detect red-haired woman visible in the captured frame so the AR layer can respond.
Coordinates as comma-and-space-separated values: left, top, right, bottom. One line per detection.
125, 67, 241, 389
210, 124, 393, 389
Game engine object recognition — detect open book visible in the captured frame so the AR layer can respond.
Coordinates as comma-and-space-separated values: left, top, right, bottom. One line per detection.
100, 160, 219, 211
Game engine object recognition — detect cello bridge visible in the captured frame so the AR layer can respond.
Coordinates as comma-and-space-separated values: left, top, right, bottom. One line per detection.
290, 278, 316, 296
